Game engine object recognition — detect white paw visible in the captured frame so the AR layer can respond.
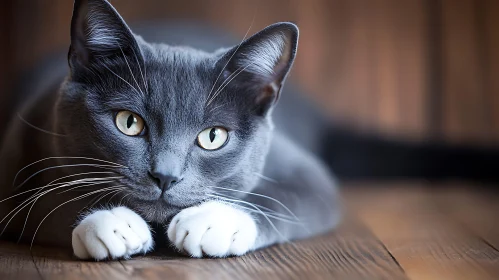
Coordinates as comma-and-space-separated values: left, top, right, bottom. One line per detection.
72, 207, 153, 260
167, 201, 257, 258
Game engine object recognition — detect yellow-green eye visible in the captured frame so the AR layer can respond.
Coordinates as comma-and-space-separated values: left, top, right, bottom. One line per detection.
197, 127, 228, 150
115, 111, 145, 136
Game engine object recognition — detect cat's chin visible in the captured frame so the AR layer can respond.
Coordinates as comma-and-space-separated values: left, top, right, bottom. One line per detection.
127, 196, 182, 223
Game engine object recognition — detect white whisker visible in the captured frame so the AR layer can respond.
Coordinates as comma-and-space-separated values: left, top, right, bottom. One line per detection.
206, 17, 255, 104
208, 194, 289, 243
103, 64, 142, 96
119, 193, 132, 206
207, 62, 255, 106
210, 186, 300, 222
223, 200, 303, 225
17, 113, 66, 137
30, 186, 125, 248
0, 173, 118, 204
14, 163, 121, 191
13, 157, 125, 188
2, 180, 118, 238
254, 172, 279, 184
57, 177, 123, 194
131, 47, 148, 93
215, 192, 298, 221
116, 41, 144, 96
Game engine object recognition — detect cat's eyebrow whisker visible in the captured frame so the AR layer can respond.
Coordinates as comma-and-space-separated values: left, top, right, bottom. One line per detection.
206, 17, 255, 104
207, 62, 255, 106
13, 157, 125, 188
131, 47, 148, 93
207, 65, 245, 106
207, 194, 290, 243
103, 64, 142, 96
17, 113, 66, 137
116, 41, 145, 96
208, 102, 229, 114
14, 163, 123, 191
210, 186, 301, 222
207, 63, 248, 106
30, 185, 126, 248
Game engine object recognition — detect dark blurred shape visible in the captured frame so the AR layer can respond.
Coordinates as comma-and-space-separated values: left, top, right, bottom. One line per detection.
323, 127, 499, 184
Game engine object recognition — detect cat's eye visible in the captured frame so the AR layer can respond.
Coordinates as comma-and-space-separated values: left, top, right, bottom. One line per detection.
197, 127, 228, 150
115, 111, 145, 136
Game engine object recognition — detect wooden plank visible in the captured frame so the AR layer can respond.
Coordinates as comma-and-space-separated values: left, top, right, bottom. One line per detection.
0, 215, 406, 280
0, 242, 42, 280
345, 184, 499, 280
30, 245, 132, 280
120, 217, 406, 280
433, 186, 499, 250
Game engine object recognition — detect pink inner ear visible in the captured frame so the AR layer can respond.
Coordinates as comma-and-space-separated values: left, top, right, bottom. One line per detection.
256, 83, 280, 106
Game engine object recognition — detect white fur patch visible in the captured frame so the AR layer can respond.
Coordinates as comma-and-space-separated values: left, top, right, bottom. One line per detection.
72, 207, 153, 260
167, 201, 257, 257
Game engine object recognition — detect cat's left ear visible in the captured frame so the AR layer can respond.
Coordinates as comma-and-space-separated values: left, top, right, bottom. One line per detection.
69, 0, 141, 70
219, 22, 298, 115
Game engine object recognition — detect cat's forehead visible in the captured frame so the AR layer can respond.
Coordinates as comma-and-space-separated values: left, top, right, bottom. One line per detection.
143, 44, 214, 98
136, 43, 224, 128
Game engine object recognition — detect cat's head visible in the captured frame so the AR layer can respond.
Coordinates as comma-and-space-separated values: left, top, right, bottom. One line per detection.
56, 0, 298, 221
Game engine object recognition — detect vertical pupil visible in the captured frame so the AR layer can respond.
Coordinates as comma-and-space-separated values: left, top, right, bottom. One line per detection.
209, 128, 217, 142
126, 114, 135, 129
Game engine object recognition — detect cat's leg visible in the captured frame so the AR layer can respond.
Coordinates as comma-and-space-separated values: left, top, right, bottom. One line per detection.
72, 206, 153, 260
167, 201, 257, 257
247, 157, 341, 250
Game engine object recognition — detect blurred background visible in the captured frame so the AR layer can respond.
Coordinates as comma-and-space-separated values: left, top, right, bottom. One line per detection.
0, 0, 498, 166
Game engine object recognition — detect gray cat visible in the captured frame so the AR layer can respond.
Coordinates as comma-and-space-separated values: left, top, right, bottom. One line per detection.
0, 0, 340, 260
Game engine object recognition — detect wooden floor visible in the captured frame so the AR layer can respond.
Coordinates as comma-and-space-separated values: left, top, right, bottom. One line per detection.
1, 182, 498, 280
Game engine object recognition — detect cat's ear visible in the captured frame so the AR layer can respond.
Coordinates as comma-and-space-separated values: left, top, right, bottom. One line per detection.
219, 22, 299, 115
69, 0, 140, 68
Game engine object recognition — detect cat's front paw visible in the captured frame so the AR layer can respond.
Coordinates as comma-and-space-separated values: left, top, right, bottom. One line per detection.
167, 201, 257, 258
72, 207, 153, 260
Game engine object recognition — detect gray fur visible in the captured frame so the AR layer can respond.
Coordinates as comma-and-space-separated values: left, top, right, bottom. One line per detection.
0, 0, 339, 251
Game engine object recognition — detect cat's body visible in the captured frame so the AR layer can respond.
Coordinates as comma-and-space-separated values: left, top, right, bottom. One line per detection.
0, 0, 339, 259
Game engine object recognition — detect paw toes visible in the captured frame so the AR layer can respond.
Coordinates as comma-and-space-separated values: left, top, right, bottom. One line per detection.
174, 228, 189, 251
72, 233, 90, 259
182, 226, 210, 258
229, 232, 254, 256
200, 228, 233, 257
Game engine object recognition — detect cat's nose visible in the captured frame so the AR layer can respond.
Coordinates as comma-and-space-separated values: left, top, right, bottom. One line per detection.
150, 171, 180, 192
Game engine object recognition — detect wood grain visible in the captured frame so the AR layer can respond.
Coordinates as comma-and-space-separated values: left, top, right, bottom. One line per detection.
433, 185, 499, 251
3, 185, 499, 279
0, 242, 41, 280
0, 216, 406, 280
345, 184, 499, 280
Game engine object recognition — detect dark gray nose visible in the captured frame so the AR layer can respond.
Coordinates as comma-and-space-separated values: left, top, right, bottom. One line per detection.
150, 172, 180, 192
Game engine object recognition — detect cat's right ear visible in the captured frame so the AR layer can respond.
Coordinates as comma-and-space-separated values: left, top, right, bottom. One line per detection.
69, 0, 140, 69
